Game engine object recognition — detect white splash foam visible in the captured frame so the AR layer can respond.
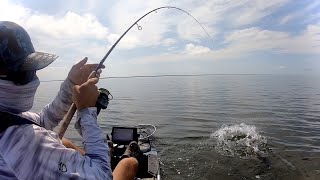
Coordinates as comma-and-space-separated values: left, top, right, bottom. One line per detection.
211, 123, 267, 158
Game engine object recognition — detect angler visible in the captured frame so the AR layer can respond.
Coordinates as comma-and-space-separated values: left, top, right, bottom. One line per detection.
0, 21, 140, 180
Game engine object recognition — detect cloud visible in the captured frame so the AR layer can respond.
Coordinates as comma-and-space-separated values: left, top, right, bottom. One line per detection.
0, 0, 294, 59
0, 0, 115, 66
24, 11, 118, 61
0, 0, 30, 22
133, 24, 320, 65
161, 38, 177, 46
285, 25, 320, 54
179, 0, 290, 28
279, 65, 286, 69
224, 27, 290, 52
0, 0, 111, 40
25, 12, 109, 40
173, 0, 291, 42
279, 14, 295, 25
279, 0, 320, 24
106, 0, 215, 47
176, 17, 216, 42
230, 0, 290, 26
107, 0, 175, 49
224, 25, 320, 54
184, 43, 211, 55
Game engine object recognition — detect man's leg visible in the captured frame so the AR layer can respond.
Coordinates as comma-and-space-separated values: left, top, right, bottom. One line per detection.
113, 157, 138, 180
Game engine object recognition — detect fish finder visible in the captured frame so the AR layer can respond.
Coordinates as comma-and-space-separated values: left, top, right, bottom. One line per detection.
111, 127, 138, 145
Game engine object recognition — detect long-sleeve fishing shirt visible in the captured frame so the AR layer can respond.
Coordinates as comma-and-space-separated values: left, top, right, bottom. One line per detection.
0, 79, 113, 179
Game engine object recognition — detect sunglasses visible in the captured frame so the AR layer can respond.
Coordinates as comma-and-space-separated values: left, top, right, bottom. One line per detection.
0, 71, 36, 85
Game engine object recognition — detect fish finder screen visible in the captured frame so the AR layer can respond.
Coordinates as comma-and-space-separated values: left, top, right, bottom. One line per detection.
113, 128, 134, 142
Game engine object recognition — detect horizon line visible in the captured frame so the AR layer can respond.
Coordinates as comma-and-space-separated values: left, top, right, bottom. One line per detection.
40, 73, 272, 82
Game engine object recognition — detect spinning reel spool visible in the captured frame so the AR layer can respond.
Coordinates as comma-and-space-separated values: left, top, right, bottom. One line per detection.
96, 88, 113, 115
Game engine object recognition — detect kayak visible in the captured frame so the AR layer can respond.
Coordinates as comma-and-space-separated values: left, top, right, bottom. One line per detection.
107, 124, 160, 180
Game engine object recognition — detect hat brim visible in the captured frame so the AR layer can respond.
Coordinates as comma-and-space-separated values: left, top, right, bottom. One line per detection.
19, 52, 58, 71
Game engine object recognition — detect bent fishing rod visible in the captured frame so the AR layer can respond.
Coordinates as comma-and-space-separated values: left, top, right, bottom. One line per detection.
58, 6, 214, 139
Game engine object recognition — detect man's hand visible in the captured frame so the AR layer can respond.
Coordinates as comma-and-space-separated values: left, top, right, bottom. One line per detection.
68, 57, 105, 85
72, 77, 100, 110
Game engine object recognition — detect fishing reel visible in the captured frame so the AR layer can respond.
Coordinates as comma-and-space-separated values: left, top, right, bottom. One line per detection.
96, 88, 113, 115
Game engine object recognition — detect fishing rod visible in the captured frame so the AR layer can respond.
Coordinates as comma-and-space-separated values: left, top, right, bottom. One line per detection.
95, 6, 214, 71
58, 6, 214, 139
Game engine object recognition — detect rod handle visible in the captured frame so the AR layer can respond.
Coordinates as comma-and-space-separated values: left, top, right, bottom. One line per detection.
58, 103, 77, 139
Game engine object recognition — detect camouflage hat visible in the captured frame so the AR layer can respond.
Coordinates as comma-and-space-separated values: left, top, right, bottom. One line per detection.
0, 21, 58, 72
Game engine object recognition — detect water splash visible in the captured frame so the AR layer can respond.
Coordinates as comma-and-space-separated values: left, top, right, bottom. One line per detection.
211, 123, 267, 158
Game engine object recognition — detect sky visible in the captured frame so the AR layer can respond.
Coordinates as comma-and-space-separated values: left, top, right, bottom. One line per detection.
0, 0, 319, 79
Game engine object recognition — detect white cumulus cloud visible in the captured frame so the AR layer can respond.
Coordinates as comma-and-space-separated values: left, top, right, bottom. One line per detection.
184, 43, 211, 55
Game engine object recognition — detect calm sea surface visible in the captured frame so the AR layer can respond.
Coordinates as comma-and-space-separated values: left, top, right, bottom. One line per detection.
32, 75, 320, 180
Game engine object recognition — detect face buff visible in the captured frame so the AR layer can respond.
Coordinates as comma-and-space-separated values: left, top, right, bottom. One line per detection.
0, 77, 40, 113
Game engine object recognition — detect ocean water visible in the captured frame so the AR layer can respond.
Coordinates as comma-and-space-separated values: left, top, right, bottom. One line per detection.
32, 75, 320, 180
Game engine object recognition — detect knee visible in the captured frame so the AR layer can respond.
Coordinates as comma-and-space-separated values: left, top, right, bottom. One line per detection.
120, 157, 138, 168
113, 157, 139, 180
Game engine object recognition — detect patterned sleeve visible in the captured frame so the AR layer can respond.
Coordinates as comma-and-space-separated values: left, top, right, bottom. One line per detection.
38, 78, 74, 130
0, 108, 112, 180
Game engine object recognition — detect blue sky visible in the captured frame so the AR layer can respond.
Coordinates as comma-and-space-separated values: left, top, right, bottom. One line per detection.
0, 0, 319, 79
